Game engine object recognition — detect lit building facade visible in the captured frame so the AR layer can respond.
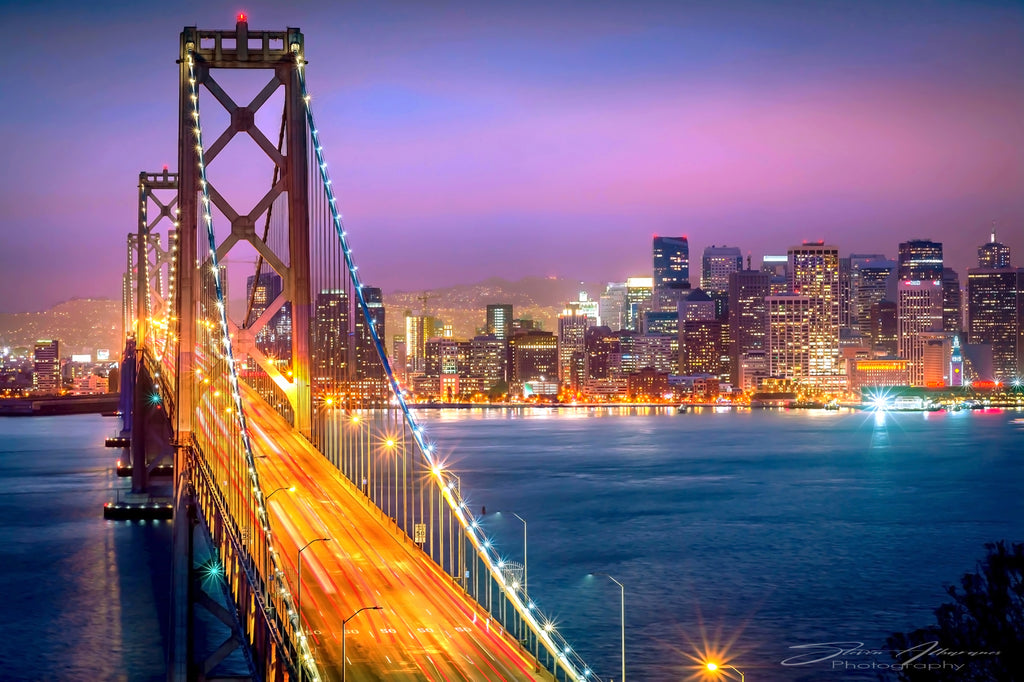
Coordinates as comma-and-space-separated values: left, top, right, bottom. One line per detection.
33, 339, 61, 393
898, 239, 943, 281
653, 236, 690, 289
897, 279, 944, 386
624, 277, 654, 332
967, 267, 1022, 381
701, 245, 742, 295
728, 269, 771, 390
486, 304, 513, 340
766, 294, 812, 382
788, 242, 840, 384
557, 309, 590, 390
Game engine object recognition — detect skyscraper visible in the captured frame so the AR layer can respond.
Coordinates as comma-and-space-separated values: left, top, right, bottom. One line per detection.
851, 259, 895, 338
967, 268, 1021, 381
701, 245, 743, 295
942, 268, 962, 333
485, 304, 513, 341
978, 227, 1011, 269
354, 286, 386, 382
624, 277, 653, 332
898, 239, 943, 281
652, 236, 690, 289
897, 279, 944, 385
312, 289, 349, 391
33, 339, 61, 393
766, 294, 812, 381
728, 269, 771, 390
788, 242, 840, 384
599, 283, 627, 331
557, 308, 590, 391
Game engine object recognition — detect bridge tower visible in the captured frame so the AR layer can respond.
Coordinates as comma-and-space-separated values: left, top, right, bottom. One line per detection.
175, 16, 311, 444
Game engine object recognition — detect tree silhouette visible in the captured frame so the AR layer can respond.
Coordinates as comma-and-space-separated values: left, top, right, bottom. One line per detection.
886, 541, 1023, 681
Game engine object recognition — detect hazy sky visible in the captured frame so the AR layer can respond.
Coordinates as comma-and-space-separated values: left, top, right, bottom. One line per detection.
1, 0, 1022, 312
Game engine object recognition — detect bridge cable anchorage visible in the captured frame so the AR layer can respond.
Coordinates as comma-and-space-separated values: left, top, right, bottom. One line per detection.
185, 46, 325, 682
293, 49, 600, 682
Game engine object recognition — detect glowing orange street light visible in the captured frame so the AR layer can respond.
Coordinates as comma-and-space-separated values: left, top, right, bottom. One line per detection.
706, 661, 744, 681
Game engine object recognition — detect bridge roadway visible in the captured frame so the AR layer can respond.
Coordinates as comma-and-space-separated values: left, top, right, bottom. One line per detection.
229, 384, 547, 681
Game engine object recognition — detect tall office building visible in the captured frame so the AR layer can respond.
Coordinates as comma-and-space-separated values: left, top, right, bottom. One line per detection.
599, 283, 627, 331
653, 236, 690, 289
245, 271, 290, 359
677, 288, 716, 324
766, 294, 813, 381
852, 260, 894, 338
405, 312, 436, 374
728, 269, 771, 390
508, 331, 558, 388
868, 301, 898, 356
788, 242, 840, 383
312, 289, 349, 390
467, 335, 507, 394
978, 227, 1011, 269
557, 308, 590, 390
680, 319, 725, 377
967, 267, 1021, 381
847, 254, 889, 335
354, 286, 386, 381
898, 239, 943, 281
942, 268, 962, 333
33, 339, 61, 393
565, 292, 600, 324
897, 280, 944, 386
485, 304, 513, 341
624, 277, 653, 332
701, 245, 743, 295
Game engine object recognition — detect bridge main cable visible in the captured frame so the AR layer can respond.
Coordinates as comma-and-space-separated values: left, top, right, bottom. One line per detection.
293, 47, 600, 682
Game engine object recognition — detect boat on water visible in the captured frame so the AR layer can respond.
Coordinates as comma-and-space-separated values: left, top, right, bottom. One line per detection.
677, 404, 689, 414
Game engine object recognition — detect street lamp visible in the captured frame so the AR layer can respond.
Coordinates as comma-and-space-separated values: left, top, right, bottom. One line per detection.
592, 573, 625, 682
297, 537, 330, 682
706, 661, 744, 682
266, 485, 295, 501
496, 511, 527, 594
341, 605, 384, 682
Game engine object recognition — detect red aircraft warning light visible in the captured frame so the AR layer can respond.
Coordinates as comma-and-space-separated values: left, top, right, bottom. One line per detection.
237, 12, 248, 23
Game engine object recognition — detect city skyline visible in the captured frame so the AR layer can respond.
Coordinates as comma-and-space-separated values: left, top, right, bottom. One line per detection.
2, 0, 1023, 315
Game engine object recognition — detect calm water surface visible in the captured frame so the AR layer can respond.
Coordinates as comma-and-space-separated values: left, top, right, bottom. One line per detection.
0, 415, 170, 681
415, 406, 1024, 681
1, 408, 1021, 681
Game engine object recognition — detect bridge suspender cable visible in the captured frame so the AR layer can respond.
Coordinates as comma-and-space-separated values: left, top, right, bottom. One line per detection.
184, 46, 326, 682
293, 49, 598, 682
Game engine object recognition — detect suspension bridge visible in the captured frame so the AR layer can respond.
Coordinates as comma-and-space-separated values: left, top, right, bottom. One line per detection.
114, 15, 604, 682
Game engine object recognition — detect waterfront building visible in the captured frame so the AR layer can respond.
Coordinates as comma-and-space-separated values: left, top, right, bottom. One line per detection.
845, 357, 911, 390
950, 335, 964, 386
728, 268, 771, 390
653, 236, 690, 289
508, 331, 558, 390
920, 331, 956, 387
627, 367, 670, 401
701, 245, 742, 295
584, 326, 617, 381
680, 319, 726, 378
788, 242, 841, 384
898, 239, 943, 281
766, 294, 813, 382
897, 279, 944, 386
485, 304, 513, 340
33, 339, 61, 393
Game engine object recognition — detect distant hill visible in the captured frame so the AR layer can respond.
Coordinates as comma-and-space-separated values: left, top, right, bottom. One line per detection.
385, 276, 605, 339
0, 299, 121, 356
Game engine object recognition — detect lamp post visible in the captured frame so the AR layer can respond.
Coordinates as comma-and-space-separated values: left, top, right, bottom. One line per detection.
706, 661, 744, 682
297, 537, 330, 682
496, 511, 527, 594
341, 605, 383, 682
593, 572, 625, 682
266, 485, 295, 501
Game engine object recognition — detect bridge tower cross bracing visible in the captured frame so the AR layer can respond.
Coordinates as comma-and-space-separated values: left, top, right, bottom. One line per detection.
175, 18, 311, 441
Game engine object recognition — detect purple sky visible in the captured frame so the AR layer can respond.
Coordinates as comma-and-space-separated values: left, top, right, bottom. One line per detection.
1, 0, 1023, 312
